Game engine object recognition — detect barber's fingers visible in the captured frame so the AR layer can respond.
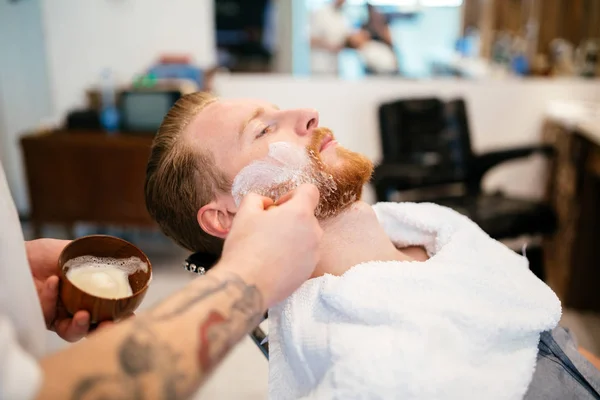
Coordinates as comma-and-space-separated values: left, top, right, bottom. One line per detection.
279, 184, 320, 213
274, 190, 294, 206
237, 192, 275, 215
40, 276, 59, 326
238, 184, 320, 215
54, 310, 90, 343
89, 312, 135, 334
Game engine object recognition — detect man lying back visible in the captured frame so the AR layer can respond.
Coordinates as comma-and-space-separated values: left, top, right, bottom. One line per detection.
145, 92, 600, 400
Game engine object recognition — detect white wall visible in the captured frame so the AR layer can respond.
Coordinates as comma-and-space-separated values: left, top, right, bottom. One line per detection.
0, 0, 217, 212
41, 0, 216, 120
0, 0, 53, 213
215, 74, 600, 201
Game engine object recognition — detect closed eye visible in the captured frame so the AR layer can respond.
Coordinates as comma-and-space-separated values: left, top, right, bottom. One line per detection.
255, 124, 275, 139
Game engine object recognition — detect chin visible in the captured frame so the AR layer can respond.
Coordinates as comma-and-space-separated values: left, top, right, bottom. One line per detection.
333, 146, 370, 169
332, 157, 352, 172
320, 151, 341, 168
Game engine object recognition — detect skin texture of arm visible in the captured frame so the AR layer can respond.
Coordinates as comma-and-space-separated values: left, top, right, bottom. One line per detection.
37, 268, 264, 400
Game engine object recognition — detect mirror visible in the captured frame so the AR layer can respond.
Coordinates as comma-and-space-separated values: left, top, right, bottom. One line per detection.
213, 0, 600, 79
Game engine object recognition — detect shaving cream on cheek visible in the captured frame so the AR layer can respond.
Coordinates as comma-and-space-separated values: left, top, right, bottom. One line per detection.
231, 142, 309, 206
231, 142, 337, 206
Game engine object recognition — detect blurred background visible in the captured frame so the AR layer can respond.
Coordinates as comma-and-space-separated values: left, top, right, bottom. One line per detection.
1, 0, 600, 399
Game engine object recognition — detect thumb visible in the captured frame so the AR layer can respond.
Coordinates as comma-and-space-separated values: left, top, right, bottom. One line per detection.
283, 184, 320, 212
40, 276, 59, 326
237, 192, 275, 216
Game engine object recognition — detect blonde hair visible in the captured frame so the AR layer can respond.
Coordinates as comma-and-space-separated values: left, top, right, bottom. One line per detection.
145, 92, 230, 254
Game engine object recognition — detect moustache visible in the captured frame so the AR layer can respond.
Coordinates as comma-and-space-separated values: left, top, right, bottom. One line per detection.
308, 127, 336, 153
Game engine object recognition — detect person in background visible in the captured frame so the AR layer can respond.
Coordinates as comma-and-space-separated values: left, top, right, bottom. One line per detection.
343, 3, 397, 75
358, 3, 398, 74
310, 0, 351, 75
362, 3, 394, 49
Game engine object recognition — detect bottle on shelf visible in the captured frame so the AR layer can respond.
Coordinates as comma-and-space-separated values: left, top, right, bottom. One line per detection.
99, 68, 120, 134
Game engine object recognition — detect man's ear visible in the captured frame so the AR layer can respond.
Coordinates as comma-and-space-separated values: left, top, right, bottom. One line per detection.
197, 200, 235, 239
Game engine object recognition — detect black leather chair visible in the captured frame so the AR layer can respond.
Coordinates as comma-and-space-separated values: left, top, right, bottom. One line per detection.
372, 97, 556, 278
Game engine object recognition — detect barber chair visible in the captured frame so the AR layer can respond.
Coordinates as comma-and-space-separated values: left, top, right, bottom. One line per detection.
184, 252, 270, 359
372, 97, 556, 280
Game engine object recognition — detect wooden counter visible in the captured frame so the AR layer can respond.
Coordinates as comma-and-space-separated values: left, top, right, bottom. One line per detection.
20, 130, 156, 237
543, 114, 600, 312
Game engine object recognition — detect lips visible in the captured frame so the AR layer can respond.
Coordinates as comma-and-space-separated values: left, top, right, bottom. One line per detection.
319, 135, 334, 152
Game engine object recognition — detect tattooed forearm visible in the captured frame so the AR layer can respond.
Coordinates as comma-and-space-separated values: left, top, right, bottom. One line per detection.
69, 272, 264, 400
147, 276, 228, 322
72, 323, 183, 400
72, 375, 139, 400
197, 280, 263, 371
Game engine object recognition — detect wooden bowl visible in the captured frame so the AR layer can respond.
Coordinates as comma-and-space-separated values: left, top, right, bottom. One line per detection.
58, 235, 152, 323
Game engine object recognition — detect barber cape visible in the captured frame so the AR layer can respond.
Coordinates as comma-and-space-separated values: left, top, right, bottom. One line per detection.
0, 164, 45, 399
268, 202, 561, 400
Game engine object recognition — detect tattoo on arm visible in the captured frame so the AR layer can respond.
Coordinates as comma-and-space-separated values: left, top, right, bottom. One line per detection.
72, 324, 183, 400
71, 375, 139, 400
71, 274, 264, 400
197, 280, 263, 370
147, 276, 240, 322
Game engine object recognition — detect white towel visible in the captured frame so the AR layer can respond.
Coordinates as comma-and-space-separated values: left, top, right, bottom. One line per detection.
268, 202, 562, 400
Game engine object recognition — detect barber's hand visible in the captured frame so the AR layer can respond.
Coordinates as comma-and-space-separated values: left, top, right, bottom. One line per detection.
219, 184, 323, 308
26, 239, 125, 342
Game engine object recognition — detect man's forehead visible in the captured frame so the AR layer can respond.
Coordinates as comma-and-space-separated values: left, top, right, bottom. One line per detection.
203, 98, 277, 119
186, 98, 276, 139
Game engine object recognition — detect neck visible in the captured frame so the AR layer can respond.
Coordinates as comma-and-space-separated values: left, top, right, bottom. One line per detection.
312, 201, 413, 278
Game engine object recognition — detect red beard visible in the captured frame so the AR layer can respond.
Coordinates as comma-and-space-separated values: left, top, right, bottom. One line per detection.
306, 127, 373, 219
233, 127, 373, 220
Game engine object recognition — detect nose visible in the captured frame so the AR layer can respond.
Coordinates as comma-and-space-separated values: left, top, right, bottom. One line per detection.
294, 109, 319, 137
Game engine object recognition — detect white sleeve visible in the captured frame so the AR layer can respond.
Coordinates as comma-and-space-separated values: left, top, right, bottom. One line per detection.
0, 316, 42, 400
310, 10, 323, 39
341, 14, 352, 36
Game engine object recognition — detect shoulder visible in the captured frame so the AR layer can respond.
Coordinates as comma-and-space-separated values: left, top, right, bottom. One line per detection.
372, 201, 486, 251
372, 201, 469, 224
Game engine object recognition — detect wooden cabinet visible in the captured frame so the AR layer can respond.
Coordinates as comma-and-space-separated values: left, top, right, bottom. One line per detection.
543, 120, 600, 312
20, 131, 156, 237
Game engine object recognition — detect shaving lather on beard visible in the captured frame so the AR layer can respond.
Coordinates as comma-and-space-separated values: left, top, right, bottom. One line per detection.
232, 127, 373, 219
